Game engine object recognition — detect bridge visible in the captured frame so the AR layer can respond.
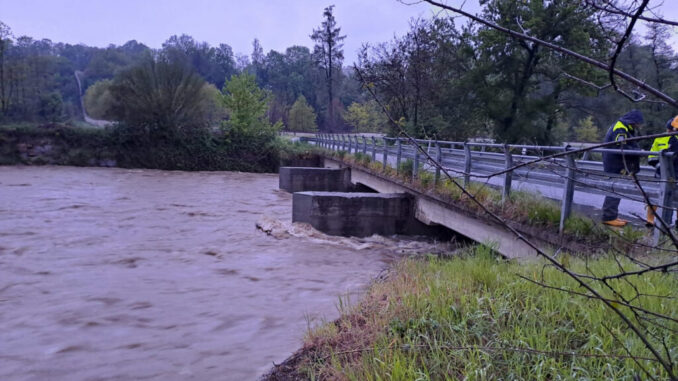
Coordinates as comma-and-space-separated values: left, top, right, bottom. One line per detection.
281, 134, 676, 258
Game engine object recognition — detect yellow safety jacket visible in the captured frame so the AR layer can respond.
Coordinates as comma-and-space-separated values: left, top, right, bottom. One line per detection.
612, 121, 632, 140
648, 136, 672, 165
603, 120, 640, 174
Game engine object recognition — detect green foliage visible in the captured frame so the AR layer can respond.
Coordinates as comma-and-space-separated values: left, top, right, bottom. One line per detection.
398, 159, 414, 179
222, 73, 278, 133
220, 73, 281, 160
287, 95, 317, 132
343, 100, 387, 133
418, 170, 434, 187
83, 79, 114, 120
305, 251, 678, 380
110, 55, 210, 134
574, 116, 600, 142
38, 92, 64, 122
353, 152, 372, 166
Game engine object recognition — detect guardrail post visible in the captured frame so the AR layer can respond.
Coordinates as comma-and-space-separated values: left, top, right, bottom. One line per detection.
502, 144, 513, 202
435, 141, 442, 186
396, 139, 402, 173
382, 139, 388, 170
371, 137, 377, 161
653, 152, 676, 244
362, 136, 367, 155
463, 142, 471, 188
413, 143, 420, 181
559, 151, 576, 235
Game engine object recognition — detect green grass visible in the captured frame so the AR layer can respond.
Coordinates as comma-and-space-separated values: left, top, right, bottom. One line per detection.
302, 247, 678, 380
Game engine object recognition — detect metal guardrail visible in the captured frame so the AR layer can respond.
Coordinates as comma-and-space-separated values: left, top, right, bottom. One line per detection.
303, 134, 677, 241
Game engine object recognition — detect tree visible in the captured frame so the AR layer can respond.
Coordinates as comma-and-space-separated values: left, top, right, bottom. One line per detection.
470, 0, 608, 143
573, 116, 600, 142
38, 92, 63, 122
221, 73, 280, 137
250, 39, 267, 85
109, 55, 209, 135
0, 21, 11, 116
311, 5, 346, 131
288, 95, 317, 132
83, 79, 114, 120
344, 100, 387, 133
221, 73, 281, 167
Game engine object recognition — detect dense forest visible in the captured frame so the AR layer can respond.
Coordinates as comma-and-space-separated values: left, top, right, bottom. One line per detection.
1, 1, 677, 145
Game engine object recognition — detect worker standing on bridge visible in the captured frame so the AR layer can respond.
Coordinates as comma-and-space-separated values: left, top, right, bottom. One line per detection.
601, 110, 644, 227
645, 115, 678, 226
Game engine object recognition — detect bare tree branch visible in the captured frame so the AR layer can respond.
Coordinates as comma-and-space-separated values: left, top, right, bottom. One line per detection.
585, 0, 678, 27
418, 0, 678, 107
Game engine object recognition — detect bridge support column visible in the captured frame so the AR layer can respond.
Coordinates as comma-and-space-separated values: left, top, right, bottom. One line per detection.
279, 167, 352, 193
293, 192, 414, 237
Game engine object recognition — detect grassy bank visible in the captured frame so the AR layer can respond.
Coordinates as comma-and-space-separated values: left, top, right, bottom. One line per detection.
0, 123, 321, 172
286, 247, 677, 380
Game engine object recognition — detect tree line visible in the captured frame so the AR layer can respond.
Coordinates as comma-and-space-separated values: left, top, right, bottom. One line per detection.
1, 1, 677, 144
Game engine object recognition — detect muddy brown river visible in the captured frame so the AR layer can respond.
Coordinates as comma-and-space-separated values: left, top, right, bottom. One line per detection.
0, 166, 450, 380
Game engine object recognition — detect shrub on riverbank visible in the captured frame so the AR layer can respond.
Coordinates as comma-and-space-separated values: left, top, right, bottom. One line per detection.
287, 247, 678, 380
0, 123, 317, 172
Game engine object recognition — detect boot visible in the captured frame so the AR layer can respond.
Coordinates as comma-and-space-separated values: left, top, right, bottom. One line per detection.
603, 218, 628, 227
646, 205, 658, 227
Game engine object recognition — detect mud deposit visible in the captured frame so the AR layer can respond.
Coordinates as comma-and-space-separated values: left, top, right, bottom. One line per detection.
0, 166, 451, 380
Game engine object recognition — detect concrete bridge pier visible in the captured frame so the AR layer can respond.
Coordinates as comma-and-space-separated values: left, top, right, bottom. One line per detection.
279, 167, 352, 193
293, 192, 418, 237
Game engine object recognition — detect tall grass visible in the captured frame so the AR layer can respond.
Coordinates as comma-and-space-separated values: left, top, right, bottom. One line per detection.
303, 247, 678, 380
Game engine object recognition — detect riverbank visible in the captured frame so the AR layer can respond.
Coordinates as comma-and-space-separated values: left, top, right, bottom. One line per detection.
263, 246, 678, 380
0, 123, 320, 172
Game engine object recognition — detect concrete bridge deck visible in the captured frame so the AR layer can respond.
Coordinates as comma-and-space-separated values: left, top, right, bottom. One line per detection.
315, 158, 548, 259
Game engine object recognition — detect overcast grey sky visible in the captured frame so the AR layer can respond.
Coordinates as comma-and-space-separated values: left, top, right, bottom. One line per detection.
1, 0, 676, 64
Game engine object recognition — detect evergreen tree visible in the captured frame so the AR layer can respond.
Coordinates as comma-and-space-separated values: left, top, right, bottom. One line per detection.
311, 5, 346, 131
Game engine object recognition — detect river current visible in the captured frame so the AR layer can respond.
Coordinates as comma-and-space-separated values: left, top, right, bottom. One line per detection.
0, 166, 450, 380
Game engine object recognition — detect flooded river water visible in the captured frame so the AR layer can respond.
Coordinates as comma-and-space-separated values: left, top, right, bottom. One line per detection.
0, 166, 450, 380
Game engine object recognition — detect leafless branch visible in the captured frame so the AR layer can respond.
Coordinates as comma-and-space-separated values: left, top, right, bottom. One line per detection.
419, 0, 678, 107
585, 0, 678, 27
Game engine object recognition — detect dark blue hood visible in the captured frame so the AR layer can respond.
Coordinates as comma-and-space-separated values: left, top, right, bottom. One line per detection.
619, 109, 644, 126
